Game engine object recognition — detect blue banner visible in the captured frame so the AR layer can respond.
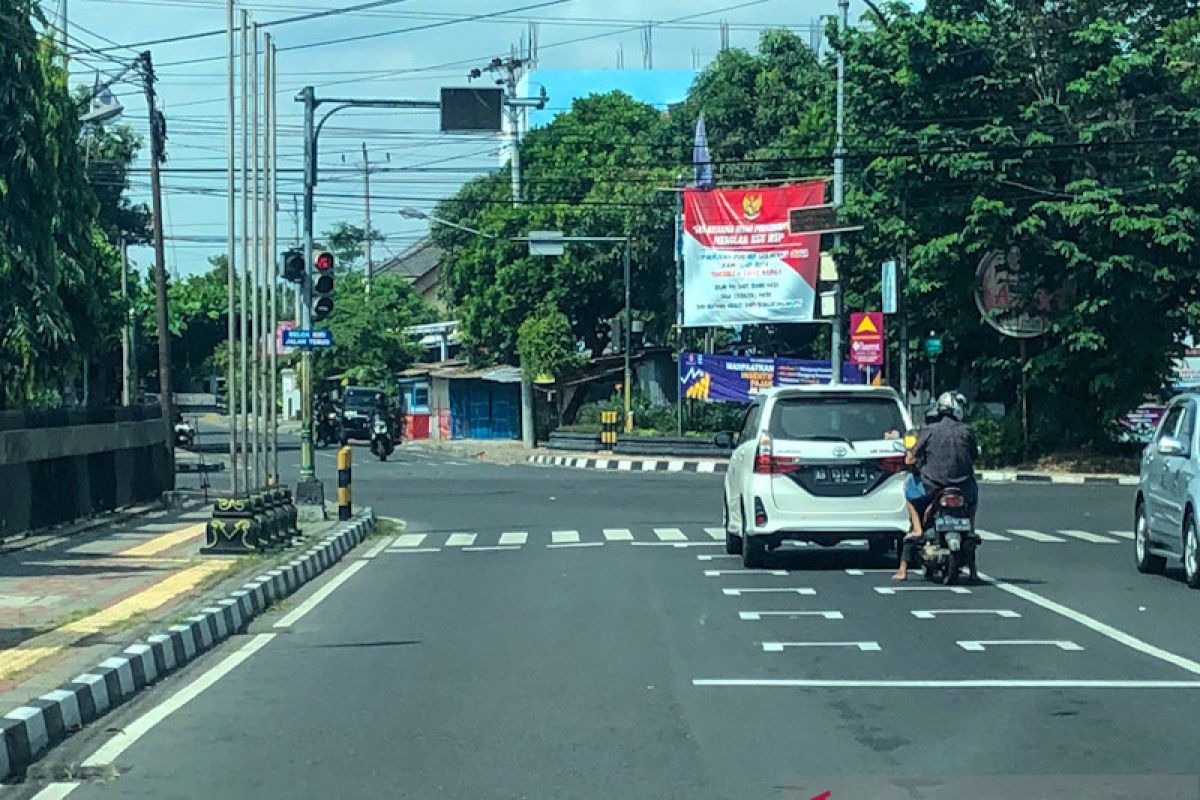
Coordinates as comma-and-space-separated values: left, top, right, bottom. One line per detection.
679, 352, 866, 403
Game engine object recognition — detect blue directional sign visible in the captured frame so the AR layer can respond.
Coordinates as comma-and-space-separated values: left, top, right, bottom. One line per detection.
283, 328, 334, 349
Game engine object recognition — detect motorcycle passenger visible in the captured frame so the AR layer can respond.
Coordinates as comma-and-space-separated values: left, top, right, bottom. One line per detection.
892, 390, 979, 581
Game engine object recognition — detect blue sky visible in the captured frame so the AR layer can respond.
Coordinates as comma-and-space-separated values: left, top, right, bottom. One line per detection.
57, 0, 886, 277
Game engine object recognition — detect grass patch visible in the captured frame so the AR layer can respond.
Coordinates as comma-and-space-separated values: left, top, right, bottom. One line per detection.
373, 517, 405, 538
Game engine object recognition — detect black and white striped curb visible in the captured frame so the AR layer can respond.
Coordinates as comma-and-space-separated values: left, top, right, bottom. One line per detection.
528, 454, 1137, 486
0, 508, 377, 782
528, 454, 727, 474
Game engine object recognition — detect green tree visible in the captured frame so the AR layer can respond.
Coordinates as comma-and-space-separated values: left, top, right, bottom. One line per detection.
321, 221, 384, 272
517, 303, 584, 381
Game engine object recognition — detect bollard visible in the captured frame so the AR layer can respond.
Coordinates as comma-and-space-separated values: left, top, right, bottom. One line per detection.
337, 446, 352, 521
600, 409, 618, 452
201, 495, 260, 554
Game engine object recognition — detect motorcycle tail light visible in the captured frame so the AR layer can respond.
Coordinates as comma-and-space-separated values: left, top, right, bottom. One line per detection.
939, 493, 965, 508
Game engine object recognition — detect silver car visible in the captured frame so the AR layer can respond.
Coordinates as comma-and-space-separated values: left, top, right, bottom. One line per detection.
1136, 392, 1200, 588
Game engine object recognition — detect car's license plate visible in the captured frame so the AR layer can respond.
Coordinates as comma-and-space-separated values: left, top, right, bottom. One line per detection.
935, 516, 972, 532
813, 466, 869, 484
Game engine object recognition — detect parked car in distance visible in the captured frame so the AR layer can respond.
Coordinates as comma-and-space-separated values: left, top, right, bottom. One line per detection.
719, 385, 914, 568
1135, 391, 1200, 588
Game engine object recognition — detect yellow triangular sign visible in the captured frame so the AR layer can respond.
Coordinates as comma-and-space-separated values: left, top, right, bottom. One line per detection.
855, 315, 879, 335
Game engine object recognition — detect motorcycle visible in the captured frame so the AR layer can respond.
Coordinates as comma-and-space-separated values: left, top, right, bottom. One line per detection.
920, 487, 979, 585
369, 414, 394, 462
173, 418, 195, 450
315, 410, 342, 449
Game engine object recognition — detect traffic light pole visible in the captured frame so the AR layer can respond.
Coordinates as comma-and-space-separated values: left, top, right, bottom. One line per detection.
295, 86, 441, 515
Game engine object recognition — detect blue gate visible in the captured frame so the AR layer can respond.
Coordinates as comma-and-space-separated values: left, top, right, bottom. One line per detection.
448, 381, 520, 440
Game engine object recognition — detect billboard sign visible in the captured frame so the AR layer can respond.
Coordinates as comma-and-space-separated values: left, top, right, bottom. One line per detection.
679, 352, 865, 403
849, 312, 885, 366
682, 182, 825, 327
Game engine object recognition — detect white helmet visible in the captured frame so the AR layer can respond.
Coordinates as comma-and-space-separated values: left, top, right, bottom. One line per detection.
936, 390, 966, 421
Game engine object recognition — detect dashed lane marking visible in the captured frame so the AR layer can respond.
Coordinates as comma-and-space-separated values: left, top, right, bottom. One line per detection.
722, 588, 816, 596
739, 611, 843, 620
1008, 528, 1067, 542
875, 586, 971, 595
704, 569, 789, 577
1057, 529, 1119, 544
445, 533, 477, 547
911, 609, 1021, 619
976, 529, 1011, 541
498, 531, 528, 546
547, 541, 605, 549
1107, 529, 1135, 540
763, 641, 881, 652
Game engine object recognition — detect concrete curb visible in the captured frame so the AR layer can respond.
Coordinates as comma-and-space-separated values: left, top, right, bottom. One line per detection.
527, 454, 1138, 485
0, 507, 378, 782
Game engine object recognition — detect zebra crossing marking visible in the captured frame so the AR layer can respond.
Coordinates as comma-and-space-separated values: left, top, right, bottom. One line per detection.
704, 527, 725, 540
603, 528, 633, 541
393, 534, 427, 548
1057, 529, 1119, 544
1008, 529, 1067, 543
551, 530, 580, 544
976, 529, 1010, 541
445, 533, 477, 547
499, 531, 528, 546
654, 527, 687, 541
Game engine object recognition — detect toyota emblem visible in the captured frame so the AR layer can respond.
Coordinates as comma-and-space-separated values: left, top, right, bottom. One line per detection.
832, 445, 848, 458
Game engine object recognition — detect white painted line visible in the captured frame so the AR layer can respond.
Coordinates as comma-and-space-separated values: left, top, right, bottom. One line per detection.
957, 639, 1084, 652
393, 533, 427, 548
273, 561, 369, 629
463, 546, 521, 552
640, 460, 658, 471
874, 586, 971, 594
30, 783, 81, 800
603, 528, 633, 541
704, 569, 788, 577
547, 541, 605, 549
383, 547, 441, 554
911, 609, 1021, 619
975, 529, 1010, 541
1107, 529, 1135, 540
1057, 529, 1119, 544
654, 527, 688, 541
723, 588, 816, 596
845, 568, 897, 575
498, 531, 528, 546
551, 530, 580, 544
703, 527, 725, 540
667, 460, 685, 472
630, 541, 722, 548
740, 611, 843, 620
82, 632, 276, 768
594, 459, 611, 469
697, 554, 740, 561
360, 536, 395, 559
978, 571, 1200, 676
692, 679, 1200, 689
1007, 528, 1066, 543
763, 641, 881, 652
697, 462, 716, 473
445, 533, 477, 547
617, 460, 633, 471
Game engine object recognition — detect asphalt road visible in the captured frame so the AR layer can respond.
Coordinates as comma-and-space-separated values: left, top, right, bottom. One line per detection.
22, 442, 1200, 799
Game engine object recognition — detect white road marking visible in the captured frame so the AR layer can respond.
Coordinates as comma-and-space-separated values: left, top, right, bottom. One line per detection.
874, 586, 971, 595
498, 531, 528, 546
703, 527, 725, 540
603, 528, 633, 541
274, 561, 368, 628
360, 536, 395, 559
393, 533, 427, 548
1057, 529, 1119, 544
978, 571, 1200, 676
30, 784, 80, 800
445, 533, 477, 547
654, 527, 688, 541
975, 529, 1010, 541
911, 609, 1021, 619
1107, 529, 1135, 540
722, 588, 816, 596
547, 541, 605, 549
551, 530, 580, 544
697, 554, 739, 561
763, 641, 881, 652
704, 569, 788, 577
693, 679, 1200, 689
463, 546, 521, 552
845, 568, 897, 575
957, 639, 1084, 652
739, 611, 843, 620
384, 547, 441, 554
82, 632, 276, 768
630, 541, 722, 548
1007, 528, 1066, 542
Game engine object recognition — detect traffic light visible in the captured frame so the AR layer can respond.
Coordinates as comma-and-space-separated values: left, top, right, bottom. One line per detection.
312, 247, 334, 322
282, 248, 305, 284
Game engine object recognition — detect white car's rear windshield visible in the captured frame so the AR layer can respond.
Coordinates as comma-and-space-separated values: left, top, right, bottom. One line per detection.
769, 396, 905, 442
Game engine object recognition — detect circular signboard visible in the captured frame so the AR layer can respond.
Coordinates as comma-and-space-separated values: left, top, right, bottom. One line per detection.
974, 247, 1059, 339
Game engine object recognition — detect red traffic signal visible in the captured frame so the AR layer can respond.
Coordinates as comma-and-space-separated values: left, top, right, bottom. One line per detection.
312, 247, 335, 322
315, 251, 334, 271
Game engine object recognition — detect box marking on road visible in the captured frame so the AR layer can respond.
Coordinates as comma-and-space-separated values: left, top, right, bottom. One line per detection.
498, 531, 528, 546
602, 528, 633, 541
393, 533, 427, 548
445, 533, 477, 547
551, 530, 580, 544
1057, 529, 1119, 544
874, 586, 971, 595
762, 641, 881, 652
654, 527, 688, 541
740, 611, 843, 621
704, 569, 788, 577
722, 588, 816, 596
911, 609, 1021, 619
1007, 529, 1066, 542
957, 639, 1084, 652
703, 527, 725, 540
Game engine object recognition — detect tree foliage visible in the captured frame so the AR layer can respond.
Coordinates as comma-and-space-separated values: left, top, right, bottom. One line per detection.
517, 303, 585, 380
322, 221, 384, 272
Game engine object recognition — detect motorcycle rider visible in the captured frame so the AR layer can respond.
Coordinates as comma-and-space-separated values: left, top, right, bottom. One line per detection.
370, 392, 393, 447
892, 390, 979, 581
315, 391, 339, 445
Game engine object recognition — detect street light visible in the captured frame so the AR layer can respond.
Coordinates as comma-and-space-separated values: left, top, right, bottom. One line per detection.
399, 207, 497, 240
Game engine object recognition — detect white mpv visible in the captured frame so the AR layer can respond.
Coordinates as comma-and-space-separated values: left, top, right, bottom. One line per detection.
719, 385, 914, 568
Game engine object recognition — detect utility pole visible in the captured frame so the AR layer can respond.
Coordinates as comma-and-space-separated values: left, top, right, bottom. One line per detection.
239, 10, 250, 490
140, 51, 173, 446
119, 237, 133, 406
829, 0, 849, 386
362, 141, 372, 292
297, 86, 319, 507
470, 54, 530, 207
225, 0, 239, 496
898, 196, 909, 408
267, 38, 279, 482
250, 23, 262, 490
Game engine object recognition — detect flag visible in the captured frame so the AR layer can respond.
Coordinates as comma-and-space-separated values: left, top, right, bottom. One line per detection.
693, 113, 714, 189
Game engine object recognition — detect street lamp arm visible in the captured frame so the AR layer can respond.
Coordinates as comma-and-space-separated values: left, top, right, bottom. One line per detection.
401, 207, 496, 239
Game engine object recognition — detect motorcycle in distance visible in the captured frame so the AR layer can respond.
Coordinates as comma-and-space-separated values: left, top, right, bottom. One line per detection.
369, 413, 394, 462
315, 409, 342, 449
919, 487, 979, 585
173, 414, 195, 450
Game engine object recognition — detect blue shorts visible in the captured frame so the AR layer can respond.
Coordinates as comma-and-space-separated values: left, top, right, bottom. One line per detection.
905, 475, 978, 510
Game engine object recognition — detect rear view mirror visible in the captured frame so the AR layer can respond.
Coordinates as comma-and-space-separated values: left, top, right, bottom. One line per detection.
1157, 435, 1189, 458
714, 431, 736, 449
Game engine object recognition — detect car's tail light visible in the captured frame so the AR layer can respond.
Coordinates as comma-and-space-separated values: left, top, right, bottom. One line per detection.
878, 456, 907, 474
753, 434, 800, 474
754, 497, 768, 527
938, 493, 965, 508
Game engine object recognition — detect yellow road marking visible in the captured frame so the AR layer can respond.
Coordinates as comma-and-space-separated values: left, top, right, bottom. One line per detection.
118, 522, 207, 557
0, 560, 235, 682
